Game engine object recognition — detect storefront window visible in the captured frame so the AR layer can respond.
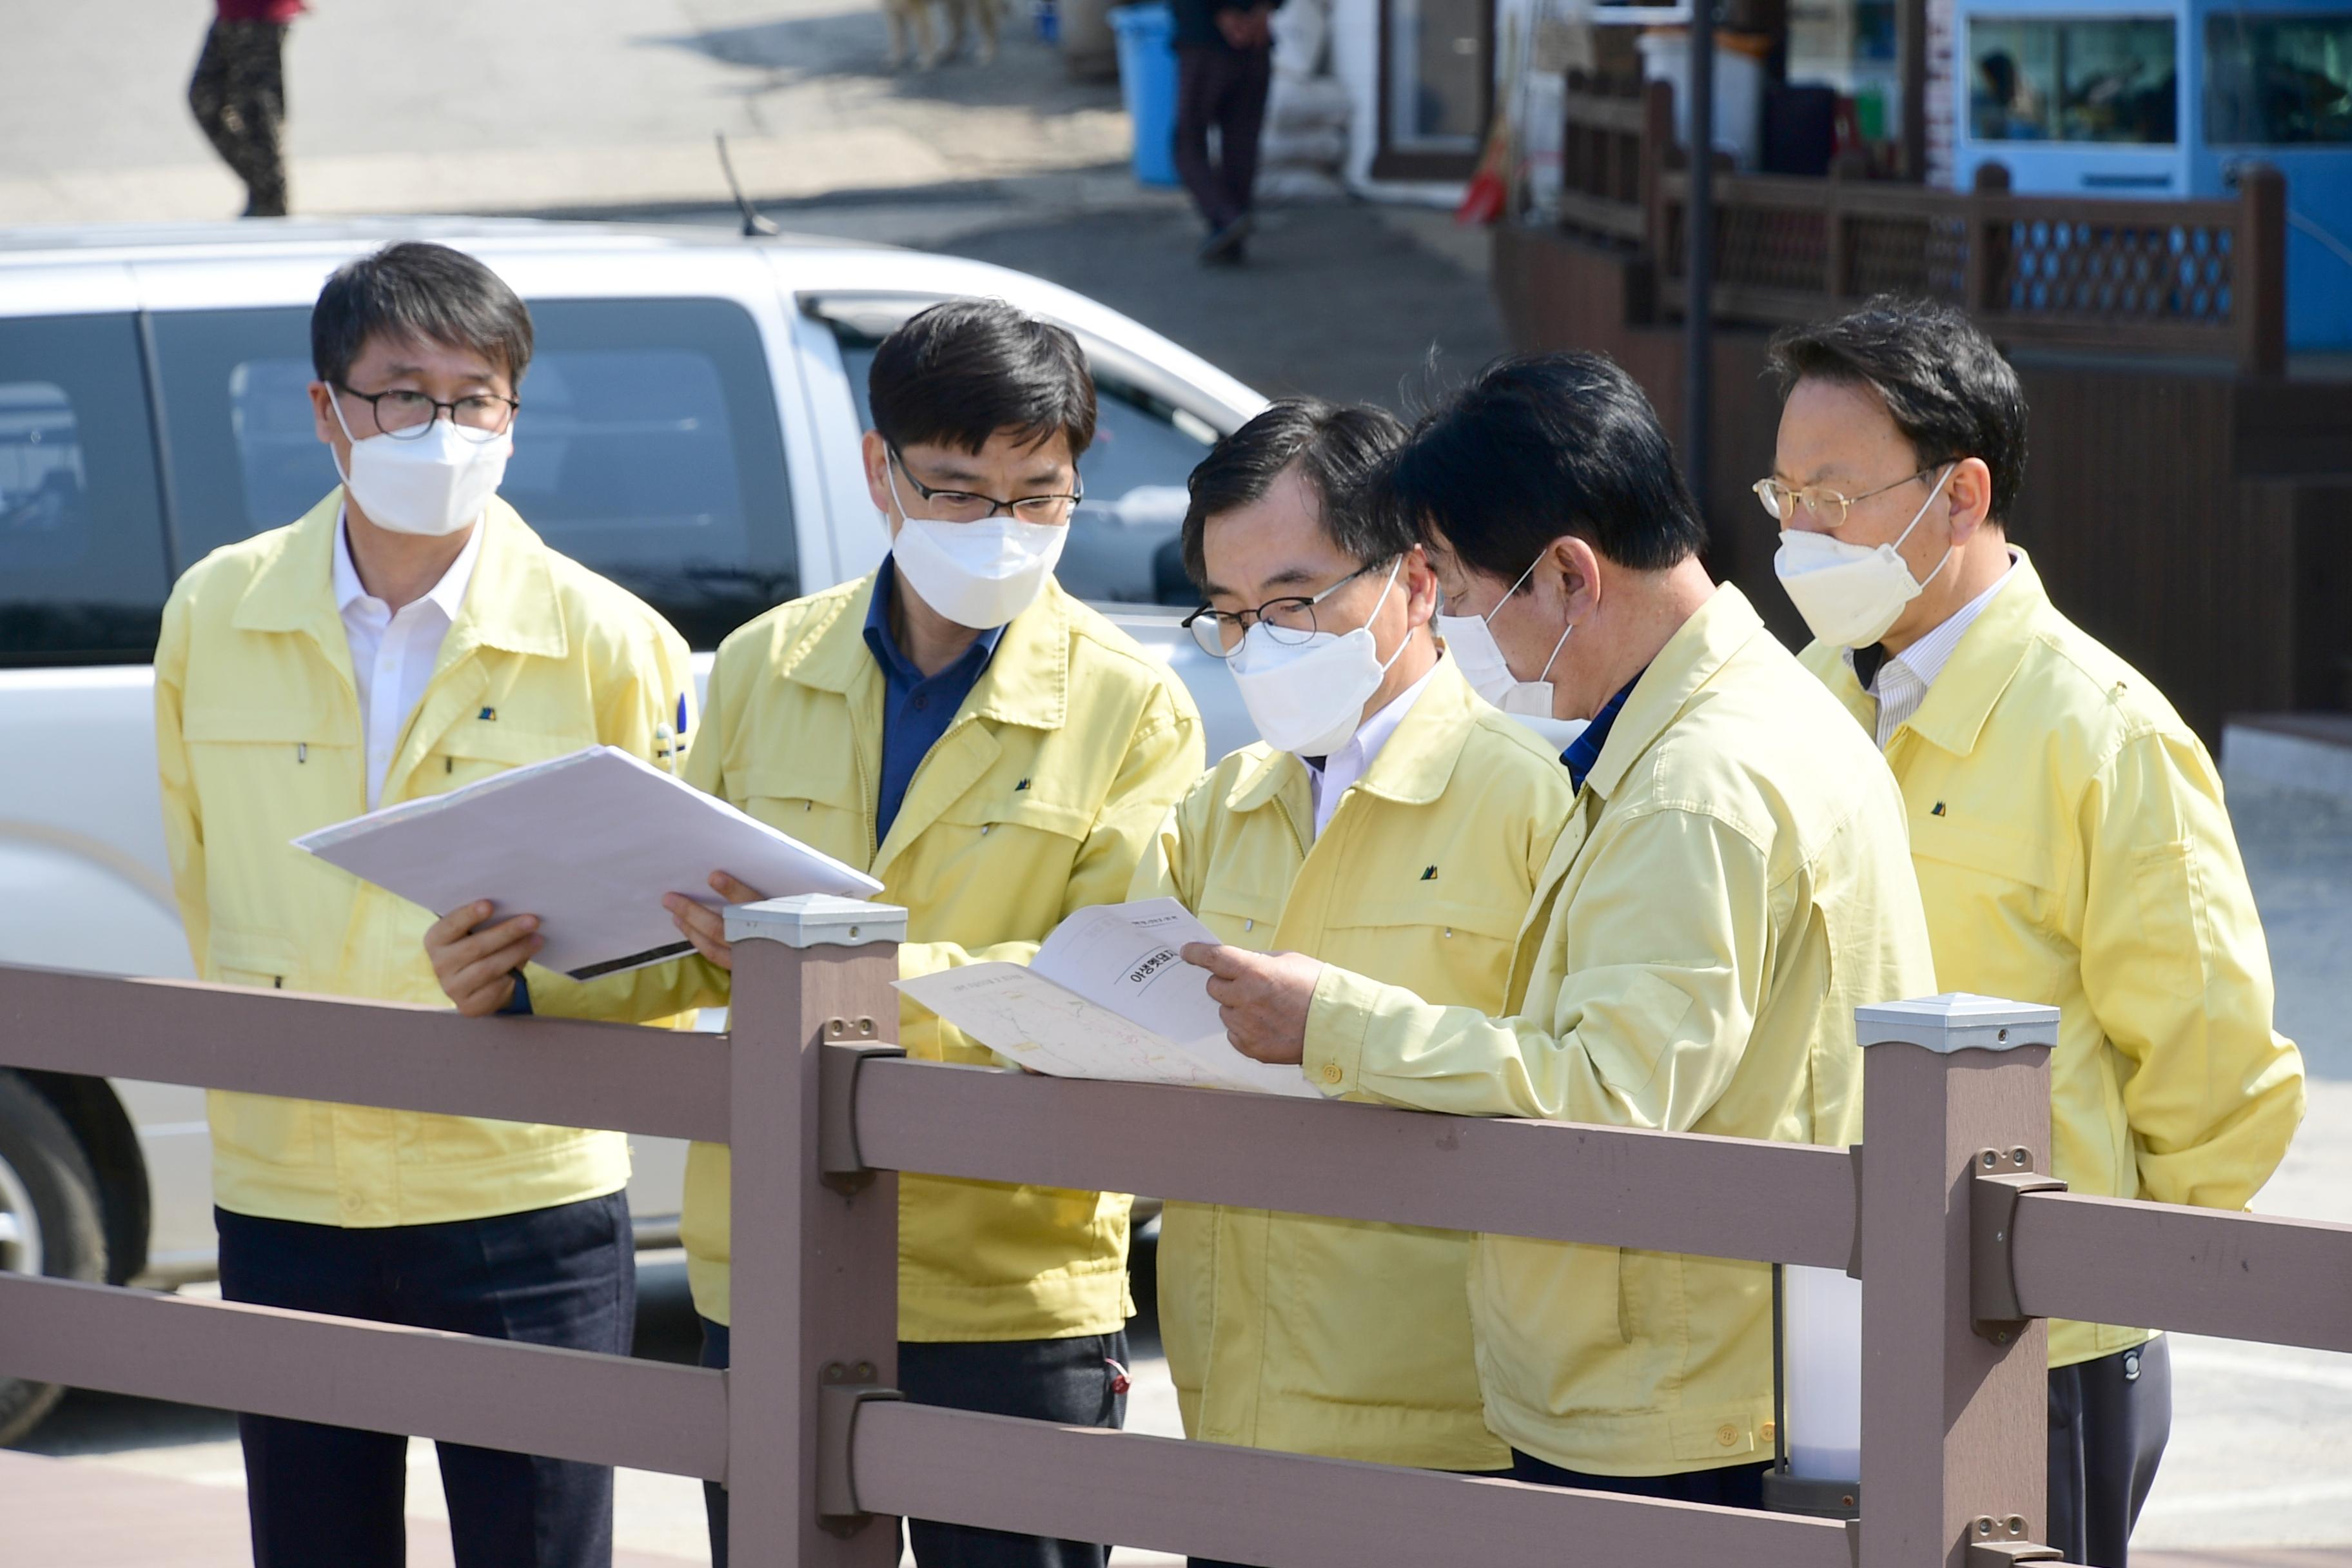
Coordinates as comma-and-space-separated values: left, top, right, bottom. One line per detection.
2206, 14, 2352, 144
1970, 17, 2178, 143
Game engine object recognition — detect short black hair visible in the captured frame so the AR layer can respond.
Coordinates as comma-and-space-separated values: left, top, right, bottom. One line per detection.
1181, 399, 1411, 591
311, 242, 533, 391
1768, 297, 2029, 522
1379, 352, 1706, 582
868, 298, 1097, 460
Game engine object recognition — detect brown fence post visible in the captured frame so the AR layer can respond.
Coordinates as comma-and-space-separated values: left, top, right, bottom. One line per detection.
2235, 162, 2288, 377
723, 894, 909, 1565
1640, 76, 1674, 264
1856, 995, 2060, 1568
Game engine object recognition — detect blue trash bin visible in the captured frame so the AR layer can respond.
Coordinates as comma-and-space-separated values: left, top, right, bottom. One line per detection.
1110, 4, 1179, 188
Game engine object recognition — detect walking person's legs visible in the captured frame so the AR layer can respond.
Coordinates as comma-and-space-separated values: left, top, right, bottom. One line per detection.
1173, 48, 1239, 235
1215, 48, 1274, 240
186, 19, 289, 216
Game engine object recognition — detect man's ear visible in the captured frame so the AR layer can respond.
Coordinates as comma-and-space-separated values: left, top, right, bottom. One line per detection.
1551, 534, 1601, 623
1945, 456, 1997, 545
1399, 545, 1439, 629
861, 430, 897, 527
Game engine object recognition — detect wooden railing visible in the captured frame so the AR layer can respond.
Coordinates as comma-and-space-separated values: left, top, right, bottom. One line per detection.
3, 896, 2347, 1567
1551, 78, 2290, 375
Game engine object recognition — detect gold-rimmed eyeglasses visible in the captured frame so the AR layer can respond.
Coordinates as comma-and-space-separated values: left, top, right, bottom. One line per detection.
1752, 467, 1936, 529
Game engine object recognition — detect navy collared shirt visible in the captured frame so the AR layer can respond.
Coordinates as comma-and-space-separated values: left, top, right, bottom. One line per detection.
864, 558, 1005, 845
1562, 669, 1645, 792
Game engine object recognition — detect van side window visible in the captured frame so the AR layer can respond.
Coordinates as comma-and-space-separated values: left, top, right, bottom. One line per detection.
152, 298, 796, 651
0, 314, 170, 664
834, 337, 1215, 608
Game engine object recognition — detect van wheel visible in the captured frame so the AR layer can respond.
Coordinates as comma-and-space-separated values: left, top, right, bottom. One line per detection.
0, 1069, 108, 1446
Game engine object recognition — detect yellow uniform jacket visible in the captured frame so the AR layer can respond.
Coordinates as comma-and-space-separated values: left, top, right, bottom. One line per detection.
1132, 656, 1573, 1470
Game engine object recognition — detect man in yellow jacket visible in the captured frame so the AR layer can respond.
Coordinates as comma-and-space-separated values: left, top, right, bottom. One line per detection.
427, 299, 1205, 1568
1133, 400, 1575, 1561
1189, 353, 1938, 1504
1762, 298, 2306, 1568
155, 242, 696, 1567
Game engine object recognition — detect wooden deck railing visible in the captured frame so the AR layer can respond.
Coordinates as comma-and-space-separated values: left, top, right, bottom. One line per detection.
1548, 77, 2290, 375
2, 893, 2347, 1567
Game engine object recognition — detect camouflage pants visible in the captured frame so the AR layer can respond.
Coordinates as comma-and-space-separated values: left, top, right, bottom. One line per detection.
188, 19, 288, 217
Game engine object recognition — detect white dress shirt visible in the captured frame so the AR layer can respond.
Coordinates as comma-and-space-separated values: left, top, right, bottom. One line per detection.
1305, 658, 1442, 839
334, 513, 482, 808
1850, 553, 2016, 749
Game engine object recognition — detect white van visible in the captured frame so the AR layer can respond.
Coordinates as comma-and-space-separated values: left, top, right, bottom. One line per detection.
0, 217, 1263, 1441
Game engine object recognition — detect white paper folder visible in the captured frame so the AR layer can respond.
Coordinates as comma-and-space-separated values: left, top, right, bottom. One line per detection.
294, 745, 883, 981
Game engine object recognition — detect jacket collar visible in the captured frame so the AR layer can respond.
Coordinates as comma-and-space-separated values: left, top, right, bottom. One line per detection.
1580, 584, 1770, 801
233, 489, 569, 663
1220, 653, 1476, 815
790, 568, 1073, 733
1895, 547, 2047, 759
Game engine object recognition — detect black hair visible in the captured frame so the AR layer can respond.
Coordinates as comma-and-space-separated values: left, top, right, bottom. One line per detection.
1181, 399, 1411, 591
310, 242, 533, 391
1767, 296, 2030, 522
1378, 352, 1706, 582
868, 298, 1097, 460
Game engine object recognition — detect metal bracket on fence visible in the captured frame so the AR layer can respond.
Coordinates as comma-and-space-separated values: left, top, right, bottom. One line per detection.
1971, 1150, 2068, 1342
1966, 1514, 2064, 1565
816, 1360, 905, 1534
819, 1021, 904, 1195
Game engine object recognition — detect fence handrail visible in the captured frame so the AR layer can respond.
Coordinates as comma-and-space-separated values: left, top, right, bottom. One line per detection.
0, 962, 731, 1144
848, 1053, 1859, 1268
2008, 1190, 2352, 1354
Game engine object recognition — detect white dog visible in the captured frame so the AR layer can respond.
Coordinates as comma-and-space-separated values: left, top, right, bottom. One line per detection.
884, 0, 1006, 69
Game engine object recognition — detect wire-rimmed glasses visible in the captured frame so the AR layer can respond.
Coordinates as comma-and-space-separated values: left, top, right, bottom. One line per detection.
1179, 556, 1393, 660
1752, 467, 1936, 529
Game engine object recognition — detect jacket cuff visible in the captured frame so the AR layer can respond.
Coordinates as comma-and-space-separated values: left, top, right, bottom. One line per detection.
1301, 965, 1380, 1097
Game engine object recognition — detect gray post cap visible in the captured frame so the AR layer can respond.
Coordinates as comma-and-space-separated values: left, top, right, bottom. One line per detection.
1857, 992, 2061, 1054
725, 894, 908, 949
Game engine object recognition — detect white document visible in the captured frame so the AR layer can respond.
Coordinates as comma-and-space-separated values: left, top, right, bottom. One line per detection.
294, 745, 883, 981
894, 899, 1320, 1098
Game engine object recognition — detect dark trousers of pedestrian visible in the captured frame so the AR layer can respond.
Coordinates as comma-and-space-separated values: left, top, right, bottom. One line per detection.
1511, 1449, 1771, 1506
1173, 46, 1272, 233
1187, 1465, 1516, 1568
215, 1194, 636, 1568
2049, 1337, 2171, 1568
188, 19, 289, 216
699, 1317, 1130, 1568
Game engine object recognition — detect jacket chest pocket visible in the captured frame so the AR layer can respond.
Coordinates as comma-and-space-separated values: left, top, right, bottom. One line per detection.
1323, 897, 1525, 1008
182, 707, 350, 775
1197, 887, 1286, 950
1910, 812, 2065, 947
732, 758, 874, 872
425, 722, 585, 794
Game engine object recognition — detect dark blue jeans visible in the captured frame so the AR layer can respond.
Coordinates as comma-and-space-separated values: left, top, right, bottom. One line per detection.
215, 1193, 636, 1568
700, 1317, 1129, 1568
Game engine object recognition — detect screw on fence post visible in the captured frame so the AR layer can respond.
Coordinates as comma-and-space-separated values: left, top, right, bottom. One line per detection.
724, 894, 908, 1565
1856, 994, 2059, 1568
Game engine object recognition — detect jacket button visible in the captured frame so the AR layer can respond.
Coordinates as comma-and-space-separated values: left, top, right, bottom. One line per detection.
1244, 919, 1253, 932
342, 1193, 362, 1212
1717, 1423, 1740, 1446
1320, 1063, 1342, 1084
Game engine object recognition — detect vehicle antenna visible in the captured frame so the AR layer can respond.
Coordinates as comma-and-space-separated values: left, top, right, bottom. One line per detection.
714, 134, 779, 238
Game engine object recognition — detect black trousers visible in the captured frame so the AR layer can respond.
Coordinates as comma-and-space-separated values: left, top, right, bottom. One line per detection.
2049, 1338, 2172, 1568
1173, 45, 1273, 231
1511, 1449, 1770, 1507
187, 19, 289, 215
700, 1317, 1130, 1568
215, 1195, 636, 1568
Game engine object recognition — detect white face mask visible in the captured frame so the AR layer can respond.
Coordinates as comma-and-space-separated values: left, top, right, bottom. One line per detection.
885, 482, 1070, 631
1773, 465, 1957, 649
331, 398, 510, 539
1230, 558, 1405, 758
1436, 554, 1576, 718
